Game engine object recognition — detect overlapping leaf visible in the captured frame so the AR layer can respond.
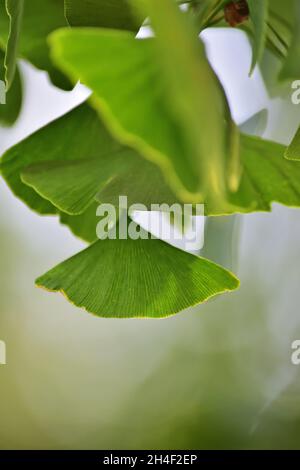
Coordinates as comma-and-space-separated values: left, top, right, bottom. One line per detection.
0, 103, 178, 240
219, 134, 300, 215
65, 0, 140, 31
0, 48, 22, 126
279, 0, 300, 80
36, 220, 239, 319
49, 1, 228, 202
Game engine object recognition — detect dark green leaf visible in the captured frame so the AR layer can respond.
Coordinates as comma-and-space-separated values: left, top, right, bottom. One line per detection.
285, 126, 300, 161
36, 221, 239, 318
248, 0, 268, 73
4, 0, 24, 90
0, 47, 22, 126
49, 5, 227, 202
0, 103, 177, 241
65, 0, 140, 31
59, 201, 99, 243
279, 0, 300, 81
0, 0, 70, 89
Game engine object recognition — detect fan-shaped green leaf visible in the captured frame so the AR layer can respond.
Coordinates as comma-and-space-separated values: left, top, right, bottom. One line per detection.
0, 103, 178, 243
49, 13, 227, 202
36, 222, 239, 318
0, 0, 70, 89
65, 0, 140, 31
218, 134, 300, 215
59, 201, 99, 243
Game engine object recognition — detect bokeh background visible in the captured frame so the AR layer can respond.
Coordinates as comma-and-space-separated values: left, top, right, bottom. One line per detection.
0, 28, 300, 450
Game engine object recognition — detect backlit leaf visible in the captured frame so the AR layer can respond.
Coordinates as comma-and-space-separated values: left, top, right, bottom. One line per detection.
4, 0, 24, 90
49, 7, 227, 202
248, 0, 268, 73
0, 47, 22, 126
36, 221, 239, 318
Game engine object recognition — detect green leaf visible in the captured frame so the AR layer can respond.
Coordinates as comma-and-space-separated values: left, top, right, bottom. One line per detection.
0, 104, 118, 215
0, 48, 22, 126
59, 201, 99, 243
285, 126, 300, 161
279, 0, 300, 80
20, 132, 300, 217
0, 0, 70, 90
248, 0, 268, 73
36, 220, 239, 319
49, 6, 227, 203
218, 134, 300, 215
65, 0, 140, 31
0, 103, 178, 240
4, 0, 24, 90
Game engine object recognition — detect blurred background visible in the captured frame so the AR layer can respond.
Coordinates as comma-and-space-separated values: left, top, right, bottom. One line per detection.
0, 28, 300, 450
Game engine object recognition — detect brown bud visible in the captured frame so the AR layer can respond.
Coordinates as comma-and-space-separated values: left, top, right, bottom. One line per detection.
224, 0, 250, 27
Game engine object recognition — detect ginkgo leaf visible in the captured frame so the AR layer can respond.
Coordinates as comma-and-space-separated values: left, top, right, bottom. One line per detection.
0, 104, 117, 215
49, 7, 227, 202
0, 48, 22, 126
4, 0, 24, 90
36, 221, 239, 319
285, 126, 300, 161
248, 0, 268, 73
65, 0, 140, 32
4, 101, 300, 222
218, 134, 300, 215
0, 0, 70, 90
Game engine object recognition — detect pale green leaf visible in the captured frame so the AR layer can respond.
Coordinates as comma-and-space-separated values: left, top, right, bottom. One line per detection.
36, 221, 239, 319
